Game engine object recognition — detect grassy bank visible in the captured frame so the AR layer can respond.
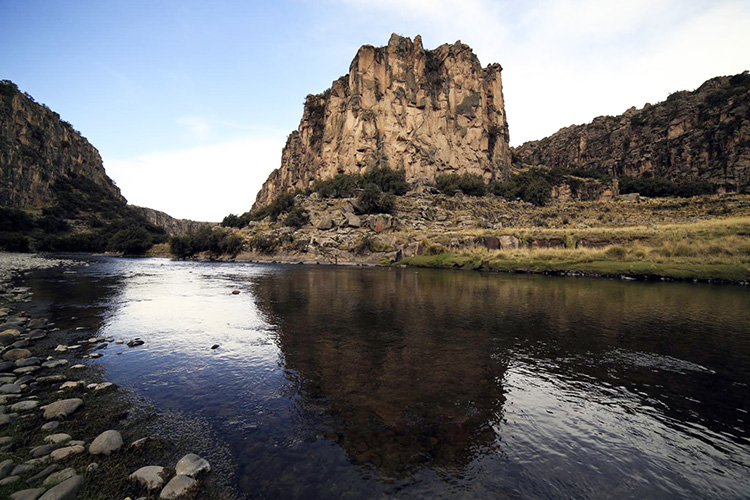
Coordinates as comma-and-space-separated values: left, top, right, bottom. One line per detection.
397, 217, 750, 283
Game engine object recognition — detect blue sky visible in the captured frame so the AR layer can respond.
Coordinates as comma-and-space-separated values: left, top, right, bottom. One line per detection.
2, 0, 748, 221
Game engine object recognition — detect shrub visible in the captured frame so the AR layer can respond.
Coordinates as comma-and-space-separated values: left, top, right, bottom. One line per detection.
436, 173, 487, 196
312, 166, 409, 199
169, 227, 244, 258
619, 175, 714, 198
218, 233, 245, 257
491, 169, 552, 206
313, 173, 360, 198
0, 207, 35, 232
363, 165, 409, 195
107, 227, 153, 255
249, 234, 278, 254
169, 236, 194, 259
357, 183, 395, 214
250, 191, 297, 221
283, 207, 310, 228
604, 245, 628, 260
0, 233, 30, 252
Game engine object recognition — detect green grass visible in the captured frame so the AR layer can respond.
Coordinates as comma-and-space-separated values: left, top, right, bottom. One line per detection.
399, 252, 750, 283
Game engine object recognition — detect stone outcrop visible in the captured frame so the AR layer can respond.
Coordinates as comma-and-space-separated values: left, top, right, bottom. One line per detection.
513, 72, 750, 193
130, 206, 215, 236
0, 80, 124, 208
254, 34, 511, 208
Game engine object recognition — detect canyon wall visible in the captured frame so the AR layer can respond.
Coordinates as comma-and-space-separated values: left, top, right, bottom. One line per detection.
0, 80, 124, 209
513, 73, 750, 193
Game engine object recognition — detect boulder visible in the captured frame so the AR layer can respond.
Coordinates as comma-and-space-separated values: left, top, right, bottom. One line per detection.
44, 434, 72, 445
89, 430, 123, 455
10, 488, 46, 500
0, 383, 22, 394
129, 465, 165, 490
15, 357, 41, 368
498, 235, 520, 250
42, 399, 82, 419
3, 348, 32, 361
11, 400, 39, 412
38, 474, 83, 500
42, 467, 77, 486
49, 446, 85, 461
316, 215, 334, 230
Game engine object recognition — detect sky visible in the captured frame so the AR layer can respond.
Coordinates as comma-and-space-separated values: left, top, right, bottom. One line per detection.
1, 0, 748, 222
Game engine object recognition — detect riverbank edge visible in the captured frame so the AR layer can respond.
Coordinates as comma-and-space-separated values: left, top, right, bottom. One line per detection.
169, 251, 750, 286
394, 252, 750, 285
0, 253, 235, 499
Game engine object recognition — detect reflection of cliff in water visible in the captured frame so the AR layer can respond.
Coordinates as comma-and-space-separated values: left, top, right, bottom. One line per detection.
252, 267, 509, 476
23, 261, 127, 334
252, 267, 750, 477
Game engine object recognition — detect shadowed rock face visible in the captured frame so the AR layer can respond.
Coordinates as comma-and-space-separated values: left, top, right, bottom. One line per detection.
0, 80, 124, 209
513, 72, 750, 193
254, 34, 511, 209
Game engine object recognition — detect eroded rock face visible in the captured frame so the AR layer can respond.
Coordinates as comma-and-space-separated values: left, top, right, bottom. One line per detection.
513, 73, 750, 193
0, 81, 124, 209
254, 34, 511, 208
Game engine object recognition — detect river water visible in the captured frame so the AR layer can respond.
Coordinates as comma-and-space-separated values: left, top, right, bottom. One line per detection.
22, 257, 750, 499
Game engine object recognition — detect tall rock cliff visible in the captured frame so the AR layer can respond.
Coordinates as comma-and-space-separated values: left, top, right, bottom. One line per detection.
513, 73, 750, 193
0, 80, 124, 208
254, 34, 511, 208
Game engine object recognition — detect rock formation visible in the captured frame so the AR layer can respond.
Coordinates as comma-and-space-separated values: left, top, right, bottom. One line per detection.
0, 80, 124, 208
513, 72, 750, 193
131, 206, 215, 236
254, 34, 511, 208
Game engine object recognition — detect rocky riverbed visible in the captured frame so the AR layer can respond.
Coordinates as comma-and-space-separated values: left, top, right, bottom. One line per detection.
0, 253, 228, 499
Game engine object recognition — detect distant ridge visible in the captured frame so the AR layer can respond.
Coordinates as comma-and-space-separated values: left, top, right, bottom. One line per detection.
513, 72, 750, 193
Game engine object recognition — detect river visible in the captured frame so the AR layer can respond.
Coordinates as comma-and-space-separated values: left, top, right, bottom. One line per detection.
22, 257, 750, 499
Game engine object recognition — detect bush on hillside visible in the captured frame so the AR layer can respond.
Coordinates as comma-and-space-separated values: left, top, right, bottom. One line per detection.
435, 173, 487, 196
357, 183, 396, 214
283, 207, 310, 228
169, 226, 245, 259
106, 226, 154, 255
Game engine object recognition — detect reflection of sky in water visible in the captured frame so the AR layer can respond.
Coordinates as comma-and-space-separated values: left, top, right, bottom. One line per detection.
25, 257, 750, 499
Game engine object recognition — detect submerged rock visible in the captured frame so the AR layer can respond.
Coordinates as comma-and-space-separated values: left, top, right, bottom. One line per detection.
175, 453, 211, 477
160, 474, 196, 499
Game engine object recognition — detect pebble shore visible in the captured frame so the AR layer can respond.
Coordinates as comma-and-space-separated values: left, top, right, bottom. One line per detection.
0, 253, 215, 500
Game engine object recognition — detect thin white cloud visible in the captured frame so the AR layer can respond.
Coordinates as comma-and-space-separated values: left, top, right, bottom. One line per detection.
175, 115, 211, 139
105, 134, 286, 222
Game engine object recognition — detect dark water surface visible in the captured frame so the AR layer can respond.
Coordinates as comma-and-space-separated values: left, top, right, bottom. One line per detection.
24, 257, 750, 499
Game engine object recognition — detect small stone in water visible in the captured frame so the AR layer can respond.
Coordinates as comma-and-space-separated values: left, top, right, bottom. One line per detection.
211, 344, 220, 349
